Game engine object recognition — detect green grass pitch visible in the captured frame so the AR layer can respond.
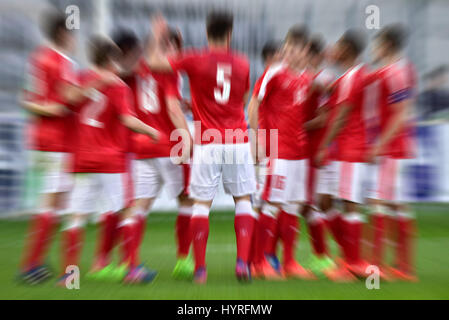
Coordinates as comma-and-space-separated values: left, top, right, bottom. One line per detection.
0, 203, 448, 299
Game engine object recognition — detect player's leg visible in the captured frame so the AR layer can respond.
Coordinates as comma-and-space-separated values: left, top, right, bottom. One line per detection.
57, 213, 88, 286
385, 158, 417, 281
158, 159, 194, 279
20, 151, 71, 284
222, 142, 257, 282
337, 162, 370, 278
58, 173, 97, 285
249, 159, 268, 278
301, 160, 333, 275
189, 143, 222, 284
121, 158, 161, 269
256, 158, 287, 279
232, 195, 257, 282
102, 172, 157, 284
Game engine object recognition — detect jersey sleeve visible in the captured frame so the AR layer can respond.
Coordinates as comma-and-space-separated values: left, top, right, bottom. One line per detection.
22, 55, 48, 103
335, 69, 360, 106
385, 67, 412, 104
167, 51, 198, 76
257, 64, 283, 101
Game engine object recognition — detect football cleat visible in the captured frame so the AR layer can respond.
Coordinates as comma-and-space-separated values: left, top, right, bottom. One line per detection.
193, 267, 207, 285
18, 265, 53, 285
265, 254, 282, 274
235, 259, 251, 283
308, 255, 336, 277
388, 267, 418, 282
283, 261, 316, 280
323, 265, 357, 282
172, 256, 195, 280
260, 258, 284, 280
123, 265, 158, 284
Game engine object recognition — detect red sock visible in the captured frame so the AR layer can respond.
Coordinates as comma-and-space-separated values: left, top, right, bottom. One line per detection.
176, 213, 192, 258
342, 214, 362, 264
307, 212, 327, 256
396, 215, 415, 273
22, 212, 56, 270
62, 227, 83, 272
95, 212, 118, 266
278, 211, 299, 265
267, 220, 279, 256
119, 219, 136, 268
327, 210, 343, 247
372, 213, 385, 266
133, 214, 146, 265
248, 217, 259, 264
234, 214, 255, 263
191, 216, 209, 271
257, 212, 277, 263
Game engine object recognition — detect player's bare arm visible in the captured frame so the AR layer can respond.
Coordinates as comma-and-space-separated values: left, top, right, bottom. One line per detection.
247, 96, 261, 162
120, 114, 160, 141
21, 99, 66, 117
167, 96, 192, 160
60, 73, 117, 105
146, 15, 174, 72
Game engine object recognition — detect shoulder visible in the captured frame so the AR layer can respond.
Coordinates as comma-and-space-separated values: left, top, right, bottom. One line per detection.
231, 50, 250, 66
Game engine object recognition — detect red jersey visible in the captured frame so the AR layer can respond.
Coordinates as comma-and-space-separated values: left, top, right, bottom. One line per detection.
70, 71, 134, 173
331, 64, 369, 162
168, 48, 250, 144
129, 60, 182, 159
258, 63, 313, 160
253, 68, 269, 129
23, 46, 78, 152
305, 68, 336, 158
374, 59, 416, 158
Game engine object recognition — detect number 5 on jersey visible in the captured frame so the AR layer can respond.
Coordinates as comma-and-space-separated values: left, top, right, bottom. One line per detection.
214, 64, 232, 104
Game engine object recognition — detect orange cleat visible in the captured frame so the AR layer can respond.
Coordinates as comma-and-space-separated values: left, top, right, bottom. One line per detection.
283, 261, 316, 280
260, 259, 284, 280
345, 260, 371, 278
250, 263, 263, 279
323, 265, 357, 282
388, 267, 418, 282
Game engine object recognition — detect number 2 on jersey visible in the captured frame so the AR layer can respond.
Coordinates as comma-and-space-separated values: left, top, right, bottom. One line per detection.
214, 64, 232, 104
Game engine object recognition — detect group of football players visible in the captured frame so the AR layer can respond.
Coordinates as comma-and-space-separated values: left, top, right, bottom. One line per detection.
18, 9, 417, 286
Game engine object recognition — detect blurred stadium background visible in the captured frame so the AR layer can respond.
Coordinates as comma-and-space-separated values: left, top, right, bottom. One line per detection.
0, 0, 449, 216
0, 0, 449, 300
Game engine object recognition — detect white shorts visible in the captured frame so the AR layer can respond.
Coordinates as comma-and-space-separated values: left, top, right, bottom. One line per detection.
66, 173, 131, 214
253, 159, 268, 209
133, 157, 188, 199
334, 161, 366, 204
366, 157, 405, 202
316, 161, 339, 197
189, 143, 257, 201
262, 158, 307, 204
30, 151, 72, 194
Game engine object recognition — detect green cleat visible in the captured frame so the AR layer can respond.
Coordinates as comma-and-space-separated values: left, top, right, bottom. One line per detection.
86, 263, 127, 282
172, 256, 194, 280
308, 255, 336, 278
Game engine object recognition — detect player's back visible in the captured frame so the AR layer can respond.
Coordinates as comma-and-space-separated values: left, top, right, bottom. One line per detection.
377, 58, 416, 158
24, 46, 78, 152
171, 48, 250, 143
71, 70, 132, 173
